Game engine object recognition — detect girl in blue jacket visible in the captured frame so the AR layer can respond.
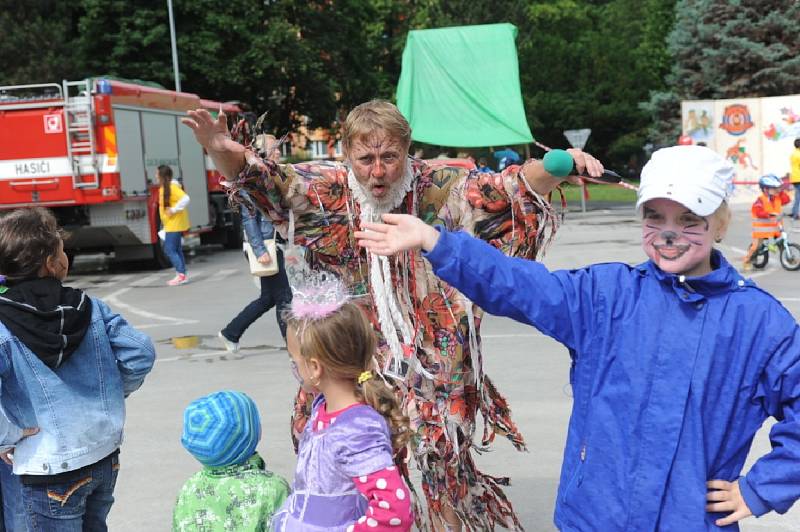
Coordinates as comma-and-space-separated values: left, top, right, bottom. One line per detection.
0, 207, 156, 530
356, 145, 800, 531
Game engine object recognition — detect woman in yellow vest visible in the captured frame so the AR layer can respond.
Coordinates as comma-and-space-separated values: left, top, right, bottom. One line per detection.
157, 165, 191, 285
743, 174, 790, 271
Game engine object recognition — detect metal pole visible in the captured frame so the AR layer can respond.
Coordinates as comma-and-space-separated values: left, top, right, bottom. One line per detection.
167, 0, 181, 92
580, 181, 587, 213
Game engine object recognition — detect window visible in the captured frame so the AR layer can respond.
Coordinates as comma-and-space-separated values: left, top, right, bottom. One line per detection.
310, 140, 326, 159
280, 141, 292, 159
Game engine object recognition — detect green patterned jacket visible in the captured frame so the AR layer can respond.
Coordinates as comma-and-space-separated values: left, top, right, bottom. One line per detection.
172, 453, 290, 531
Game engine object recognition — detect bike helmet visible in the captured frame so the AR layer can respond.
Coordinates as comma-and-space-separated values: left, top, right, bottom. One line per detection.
758, 174, 782, 189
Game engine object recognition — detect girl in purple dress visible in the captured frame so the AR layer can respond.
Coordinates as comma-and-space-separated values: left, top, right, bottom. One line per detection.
272, 276, 414, 531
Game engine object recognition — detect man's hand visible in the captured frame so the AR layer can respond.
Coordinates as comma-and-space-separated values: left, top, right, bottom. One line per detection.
355, 214, 440, 255
0, 427, 39, 465
522, 148, 604, 195
180, 109, 247, 178
706, 479, 753, 527
257, 252, 272, 265
566, 148, 604, 180
181, 109, 233, 152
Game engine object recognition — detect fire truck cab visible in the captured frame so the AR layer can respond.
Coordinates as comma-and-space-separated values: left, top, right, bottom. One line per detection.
0, 78, 242, 266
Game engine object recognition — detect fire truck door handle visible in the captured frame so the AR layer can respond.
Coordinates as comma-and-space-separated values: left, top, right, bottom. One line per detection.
9, 179, 59, 187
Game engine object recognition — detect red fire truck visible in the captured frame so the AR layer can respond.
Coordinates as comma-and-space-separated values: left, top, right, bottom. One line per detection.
0, 78, 243, 266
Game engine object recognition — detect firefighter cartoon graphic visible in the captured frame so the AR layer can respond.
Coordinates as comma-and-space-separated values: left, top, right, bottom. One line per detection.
726, 139, 757, 170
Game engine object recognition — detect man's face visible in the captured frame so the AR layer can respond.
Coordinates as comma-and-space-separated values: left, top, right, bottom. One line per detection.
346, 132, 408, 202
641, 198, 719, 277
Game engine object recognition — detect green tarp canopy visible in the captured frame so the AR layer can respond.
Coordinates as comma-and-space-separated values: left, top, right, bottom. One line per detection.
396, 23, 534, 148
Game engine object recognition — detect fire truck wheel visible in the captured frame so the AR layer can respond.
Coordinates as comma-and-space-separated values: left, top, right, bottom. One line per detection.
151, 242, 173, 269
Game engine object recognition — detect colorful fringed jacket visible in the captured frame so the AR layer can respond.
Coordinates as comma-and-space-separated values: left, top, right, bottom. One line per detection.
234, 154, 556, 531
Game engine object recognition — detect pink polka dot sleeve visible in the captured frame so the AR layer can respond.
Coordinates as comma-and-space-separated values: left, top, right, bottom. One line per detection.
348, 466, 413, 531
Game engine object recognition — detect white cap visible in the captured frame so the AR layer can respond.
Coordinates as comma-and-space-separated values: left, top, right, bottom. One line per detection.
636, 145, 734, 216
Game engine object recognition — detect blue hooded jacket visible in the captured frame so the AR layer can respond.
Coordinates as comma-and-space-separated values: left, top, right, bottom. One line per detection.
425, 229, 800, 531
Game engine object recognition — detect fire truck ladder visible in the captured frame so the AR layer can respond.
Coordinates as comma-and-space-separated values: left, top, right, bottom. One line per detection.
63, 79, 100, 189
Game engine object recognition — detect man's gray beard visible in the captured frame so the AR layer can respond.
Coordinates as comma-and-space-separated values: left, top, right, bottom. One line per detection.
357, 184, 400, 215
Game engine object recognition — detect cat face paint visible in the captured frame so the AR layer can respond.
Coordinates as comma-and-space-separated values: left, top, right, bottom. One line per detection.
641, 198, 717, 277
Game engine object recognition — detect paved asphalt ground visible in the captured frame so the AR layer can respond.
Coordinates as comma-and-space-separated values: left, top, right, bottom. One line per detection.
63, 202, 799, 531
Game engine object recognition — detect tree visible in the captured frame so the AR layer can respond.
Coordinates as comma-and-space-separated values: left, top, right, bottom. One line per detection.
0, 0, 82, 85
645, 0, 800, 146
520, 0, 676, 167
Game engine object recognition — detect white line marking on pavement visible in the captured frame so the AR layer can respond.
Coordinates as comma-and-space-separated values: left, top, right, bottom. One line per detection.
206, 268, 238, 283
157, 347, 283, 363
482, 333, 544, 338
749, 270, 775, 279
728, 246, 748, 256
105, 288, 198, 325
129, 273, 166, 287
188, 269, 206, 282
780, 298, 800, 302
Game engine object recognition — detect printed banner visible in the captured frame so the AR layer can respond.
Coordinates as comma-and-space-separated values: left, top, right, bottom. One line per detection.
715, 98, 761, 184
760, 95, 800, 179
681, 101, 715, 147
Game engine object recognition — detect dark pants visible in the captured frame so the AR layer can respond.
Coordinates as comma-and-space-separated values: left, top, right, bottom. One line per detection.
221, 248, 292, 342
162, 231, 186, 274
0, 453, 119, 532
792, 183, 800, 218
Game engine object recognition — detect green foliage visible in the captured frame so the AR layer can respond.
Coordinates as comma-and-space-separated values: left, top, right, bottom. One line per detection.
645, 0, 800, 146
521, 0, 676, 168
0, 0, 81, 84
0, 0, 676, 168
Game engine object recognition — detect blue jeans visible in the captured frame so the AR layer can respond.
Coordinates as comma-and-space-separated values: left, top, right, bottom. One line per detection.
1, 453, 119, 532
221, 248, 292, 341
0, 460, 21, 532
163, 232, 186, 274
792, 183, 800, 218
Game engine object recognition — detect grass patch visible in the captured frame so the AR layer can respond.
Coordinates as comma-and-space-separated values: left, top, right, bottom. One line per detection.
554, 182, 638, 203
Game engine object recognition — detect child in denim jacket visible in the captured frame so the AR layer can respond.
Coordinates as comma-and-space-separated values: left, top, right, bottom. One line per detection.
0, 207, 156, 530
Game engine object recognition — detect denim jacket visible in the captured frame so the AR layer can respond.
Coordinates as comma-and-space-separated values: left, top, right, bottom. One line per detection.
240, 192, 276, 258
0, 297, 155, 476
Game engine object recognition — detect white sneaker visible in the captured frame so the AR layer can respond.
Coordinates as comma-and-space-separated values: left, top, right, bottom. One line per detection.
218, 331, 239, 354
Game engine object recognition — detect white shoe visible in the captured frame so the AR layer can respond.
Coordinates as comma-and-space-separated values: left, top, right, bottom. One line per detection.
218, 331, 239, 354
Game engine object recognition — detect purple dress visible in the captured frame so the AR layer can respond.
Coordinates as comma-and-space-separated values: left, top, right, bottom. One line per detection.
272, 396, 394, 531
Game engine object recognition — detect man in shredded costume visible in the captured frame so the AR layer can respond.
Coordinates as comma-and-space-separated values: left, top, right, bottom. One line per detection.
182, 101, 603, 531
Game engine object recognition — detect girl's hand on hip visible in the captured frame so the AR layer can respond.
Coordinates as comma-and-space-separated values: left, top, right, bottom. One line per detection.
706, 479, 753, 526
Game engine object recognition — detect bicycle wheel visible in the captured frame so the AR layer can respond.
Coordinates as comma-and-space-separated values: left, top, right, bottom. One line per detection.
780, 243, 800, 271
752, 248, 769, 269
